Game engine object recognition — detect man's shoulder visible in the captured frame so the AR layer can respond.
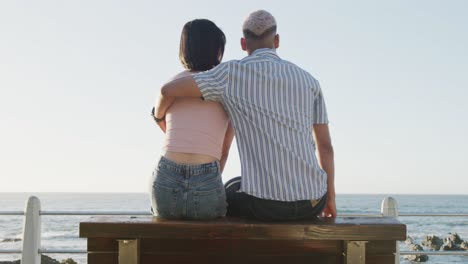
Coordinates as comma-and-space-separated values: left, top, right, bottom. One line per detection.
221, 59, 241, 66
209, 60, 240, 71
193, 61, 237, 79
281, 59, 319, 82
222, 57, 319, 84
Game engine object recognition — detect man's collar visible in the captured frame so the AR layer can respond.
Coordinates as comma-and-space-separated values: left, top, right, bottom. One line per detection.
251, 48, 279, 58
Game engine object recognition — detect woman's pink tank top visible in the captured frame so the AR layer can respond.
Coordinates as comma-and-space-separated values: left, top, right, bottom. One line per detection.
163, 97, 229, 160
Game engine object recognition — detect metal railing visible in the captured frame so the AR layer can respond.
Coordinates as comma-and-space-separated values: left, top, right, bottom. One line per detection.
0, 196, 153, 262
1, 196, 467, 263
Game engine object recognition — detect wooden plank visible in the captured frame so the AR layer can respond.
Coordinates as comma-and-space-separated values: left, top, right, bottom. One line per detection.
137, 238, 342, 255
140, 254, 225, 264
140, 254, 342, 264
88, 237, 118, 251
80, 216, 406, 241
365, 240, 396, 264
303, 225, 404, 241
87, 239, 396, 263
365, 255, 396, 264
82, 217, 404, 264
81, 216, 404, 225
88, 252, 343, 264
87, 253, 117, 264
366, 240, 396, 255
88, 238, 342, 255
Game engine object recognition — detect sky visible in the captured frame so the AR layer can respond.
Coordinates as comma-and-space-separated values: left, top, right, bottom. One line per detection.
0, 0, 467, 194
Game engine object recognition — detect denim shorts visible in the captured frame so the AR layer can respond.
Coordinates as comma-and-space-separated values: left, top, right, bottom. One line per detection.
150, 156, 227, 220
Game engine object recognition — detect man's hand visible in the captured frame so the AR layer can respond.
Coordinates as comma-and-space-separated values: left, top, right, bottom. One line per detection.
322, 194, 337, 218
313, 124, 336, 218
161, 75, 201, 98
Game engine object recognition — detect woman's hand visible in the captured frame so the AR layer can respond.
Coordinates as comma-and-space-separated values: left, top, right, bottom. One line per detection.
151, 107, 167, 133
157, 120, 166, 133
155, 94, 175, 123
219, 123, 235, 173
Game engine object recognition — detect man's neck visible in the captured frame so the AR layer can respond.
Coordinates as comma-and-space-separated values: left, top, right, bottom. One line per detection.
247, 47, 275, 55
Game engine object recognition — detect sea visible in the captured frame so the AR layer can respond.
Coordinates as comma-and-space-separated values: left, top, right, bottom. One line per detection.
0, 193, 467, 264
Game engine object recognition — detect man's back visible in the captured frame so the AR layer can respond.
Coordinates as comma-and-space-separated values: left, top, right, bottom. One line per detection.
157, 9, 336, 218
194, 48, 329, 201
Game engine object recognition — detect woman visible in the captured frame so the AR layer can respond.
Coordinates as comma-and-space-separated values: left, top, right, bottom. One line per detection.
150, 19, 234, 220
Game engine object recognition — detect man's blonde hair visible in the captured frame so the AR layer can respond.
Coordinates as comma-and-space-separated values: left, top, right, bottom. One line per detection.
242, 10, 277, 39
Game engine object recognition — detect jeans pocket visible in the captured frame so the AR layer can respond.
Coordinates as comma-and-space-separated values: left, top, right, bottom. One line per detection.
153, 184, 180, 219
193, 185, 227, 220
300, 195, 327, 219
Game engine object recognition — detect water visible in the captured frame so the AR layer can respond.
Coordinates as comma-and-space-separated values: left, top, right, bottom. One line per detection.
1, 193, 467, 263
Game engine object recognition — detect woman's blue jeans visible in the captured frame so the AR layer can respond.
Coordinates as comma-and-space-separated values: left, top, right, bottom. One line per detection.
150, 156, 227, 220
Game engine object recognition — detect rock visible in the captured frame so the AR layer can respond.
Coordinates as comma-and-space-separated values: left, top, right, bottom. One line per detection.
461, 241, 468, 250
442, 240, 460, 251
421, 235, 444, 250
0, 260, 19, 264
0, 255, 61, 264
41, 255, 61, 264
446, 233, 463, 244
405, 254, 429, 262
405, 235, 415, 245
410, 244, 424, 251
1, 238, 21, 242
61, 258, 78, 264
405, 243, 429, 262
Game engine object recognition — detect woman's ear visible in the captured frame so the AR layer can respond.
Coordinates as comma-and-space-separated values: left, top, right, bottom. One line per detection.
241, 38, 247, 51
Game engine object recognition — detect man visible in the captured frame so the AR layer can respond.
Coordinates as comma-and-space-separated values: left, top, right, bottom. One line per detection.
155, 10, 336, 220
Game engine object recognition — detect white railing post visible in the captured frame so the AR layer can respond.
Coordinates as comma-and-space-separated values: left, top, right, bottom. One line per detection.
382, 197, 399, 217
21, 196, 41, 264
381, 197, 400, 264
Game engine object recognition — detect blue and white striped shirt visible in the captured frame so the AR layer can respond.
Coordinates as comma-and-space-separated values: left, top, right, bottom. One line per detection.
193, 48, 329, 201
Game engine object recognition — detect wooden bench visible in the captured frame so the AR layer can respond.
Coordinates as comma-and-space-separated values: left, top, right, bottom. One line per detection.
79, 216, 406, 264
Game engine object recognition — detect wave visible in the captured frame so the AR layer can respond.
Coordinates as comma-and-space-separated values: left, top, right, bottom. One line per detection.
1, 237, 22, 243
41, 230, 78, 240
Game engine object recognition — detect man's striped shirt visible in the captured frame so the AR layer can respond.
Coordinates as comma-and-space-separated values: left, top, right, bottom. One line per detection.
193, 48, 329, 201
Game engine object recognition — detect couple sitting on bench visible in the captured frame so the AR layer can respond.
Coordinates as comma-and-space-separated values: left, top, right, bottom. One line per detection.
151, 10, 336, 221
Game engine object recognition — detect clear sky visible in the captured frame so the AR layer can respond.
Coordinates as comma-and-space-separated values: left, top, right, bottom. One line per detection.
1, 0, 467, 194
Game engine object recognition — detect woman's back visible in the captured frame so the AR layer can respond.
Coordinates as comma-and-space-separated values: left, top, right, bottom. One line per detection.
164, 97, 229, 161
162, 71, 229, 164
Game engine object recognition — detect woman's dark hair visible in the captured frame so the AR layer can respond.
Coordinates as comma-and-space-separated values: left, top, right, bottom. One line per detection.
179, 19, 226, 71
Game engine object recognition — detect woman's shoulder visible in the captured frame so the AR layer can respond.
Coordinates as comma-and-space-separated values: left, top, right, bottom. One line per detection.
169, 70, 199, 81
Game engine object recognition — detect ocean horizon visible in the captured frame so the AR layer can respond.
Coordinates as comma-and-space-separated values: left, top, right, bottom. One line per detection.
1, 193, 468, 263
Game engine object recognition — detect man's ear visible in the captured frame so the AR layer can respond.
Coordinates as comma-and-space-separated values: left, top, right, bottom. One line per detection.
241, 38, 247, 51
274, 34, 280, 49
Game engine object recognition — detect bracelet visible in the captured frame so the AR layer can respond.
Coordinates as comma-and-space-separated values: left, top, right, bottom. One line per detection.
154, 115, 165, 123
151, 107, 165, 123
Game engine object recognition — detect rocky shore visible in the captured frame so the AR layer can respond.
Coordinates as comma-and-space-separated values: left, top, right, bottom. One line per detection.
404, 232, 468, 262
0, 255, 77, 264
